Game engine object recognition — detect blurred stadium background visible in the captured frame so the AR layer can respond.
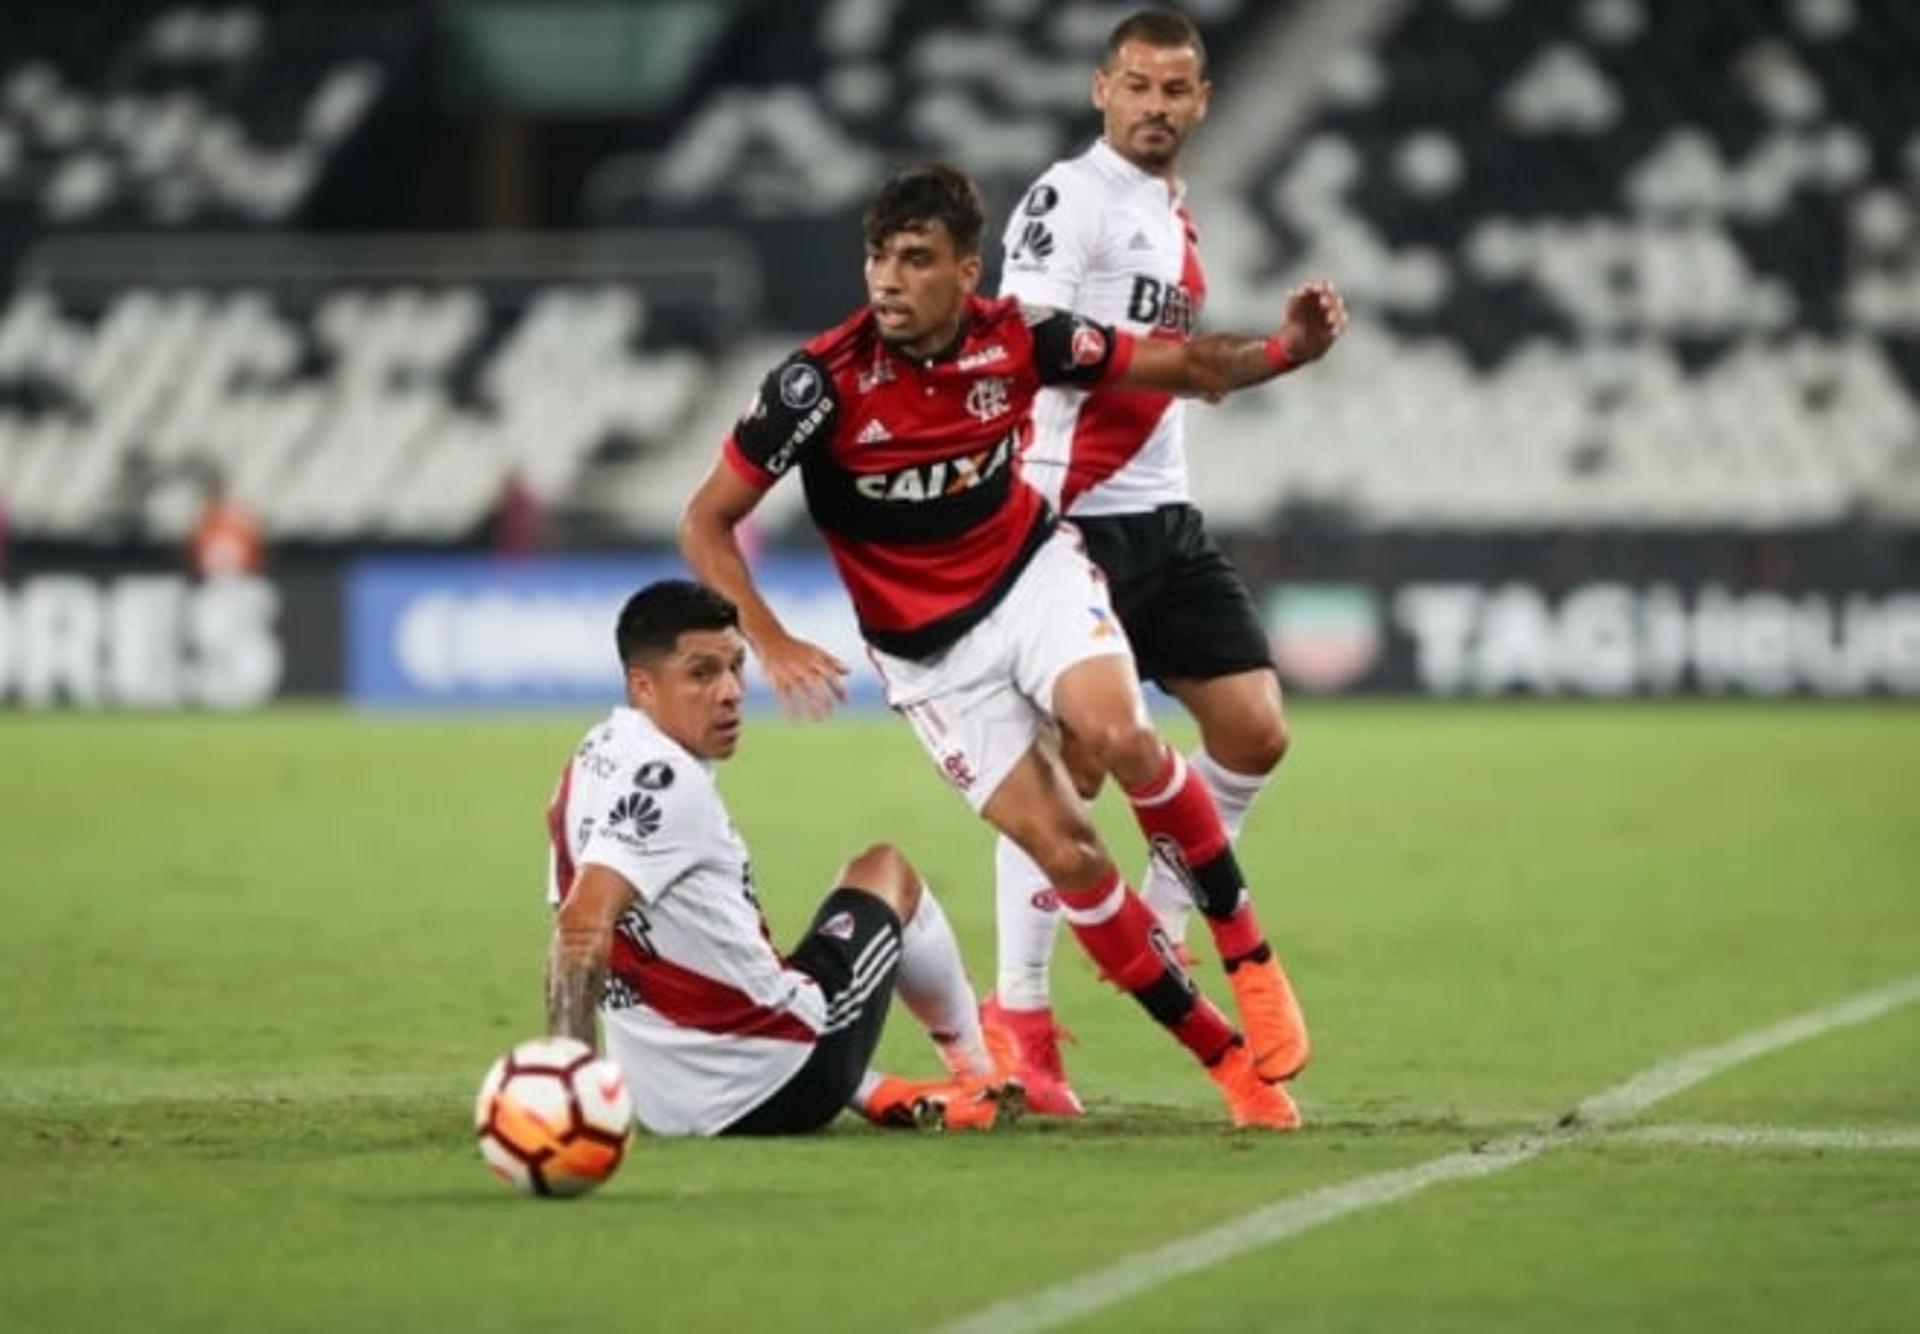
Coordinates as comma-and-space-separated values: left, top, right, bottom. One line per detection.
4, 5, 1918, 1331
4, 0, 1918, 710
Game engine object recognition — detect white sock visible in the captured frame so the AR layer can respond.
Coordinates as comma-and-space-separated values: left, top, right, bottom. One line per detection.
1194, 746, 1269, 838
994, 834, 1060, 1011
1141, 747, 1272, 940
894, 884, 991, 1077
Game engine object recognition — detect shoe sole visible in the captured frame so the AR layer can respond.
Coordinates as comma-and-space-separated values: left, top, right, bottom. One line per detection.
996, 1078, 1027, 1128
914, 1079, 1027, 1133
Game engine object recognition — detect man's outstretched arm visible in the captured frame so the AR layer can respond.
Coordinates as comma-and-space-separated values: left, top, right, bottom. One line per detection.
680, 459, 850, 720
680, 460, 783, 653
1120, 280, 1348, 400
546, 864, 636, 1046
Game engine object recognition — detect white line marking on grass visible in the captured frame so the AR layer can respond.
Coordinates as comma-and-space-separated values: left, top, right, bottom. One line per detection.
942, 1136, 1561, 1334
1615, 1123, 1920, 1152
941, 971, 1920, 1334
1570, 975, 1920, 1125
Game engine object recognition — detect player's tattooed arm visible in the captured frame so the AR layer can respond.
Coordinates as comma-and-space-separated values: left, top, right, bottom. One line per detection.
1121, 280, 1349, 399
546, 944, 606, 1047
545, 864, 636, 1046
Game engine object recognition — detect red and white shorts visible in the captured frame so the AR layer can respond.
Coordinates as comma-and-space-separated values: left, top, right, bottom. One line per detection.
868, 527, 1134, 813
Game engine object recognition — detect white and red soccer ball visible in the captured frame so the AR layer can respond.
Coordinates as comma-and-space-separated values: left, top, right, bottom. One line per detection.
474, 1037, 634, 1197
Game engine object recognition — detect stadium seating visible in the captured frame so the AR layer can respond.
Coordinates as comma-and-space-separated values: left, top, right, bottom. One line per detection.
1183, 0, 1920, 530
0, 2, 416, 229
581, 0, 1920, 536
5, 1, 1918, 545
0, 277, 706, 540
591, 0, 1258, 222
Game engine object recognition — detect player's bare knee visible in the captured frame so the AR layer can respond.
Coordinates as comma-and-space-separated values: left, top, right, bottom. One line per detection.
1262, 713, 1292, 771
1092, 720, 1166, 788
1219, 713, 1289, 776
1027, 826, 1108, 891
1065, 751, 1106, 801
841, 842, 919, 917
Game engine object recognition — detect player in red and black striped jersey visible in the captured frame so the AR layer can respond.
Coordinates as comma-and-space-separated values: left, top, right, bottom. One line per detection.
681, 164, 1338, 1128
719, 291, 1117, 659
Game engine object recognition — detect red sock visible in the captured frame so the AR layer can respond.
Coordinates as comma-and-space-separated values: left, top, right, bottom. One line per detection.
1207, 905, 1265, 964
1123, 745, 1229, 871
1126, 747, 1271, 957
1055, 868, 1163, 989
1056, 868, 1238, 1065
1170, 996, 1240, 1066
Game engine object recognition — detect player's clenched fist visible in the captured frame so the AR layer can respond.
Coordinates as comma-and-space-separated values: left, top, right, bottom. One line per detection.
1279, 280, 1348, 364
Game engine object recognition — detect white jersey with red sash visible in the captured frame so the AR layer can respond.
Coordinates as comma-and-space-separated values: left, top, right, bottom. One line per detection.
546, 707, 825, 1136
1000, 138, 1208, 517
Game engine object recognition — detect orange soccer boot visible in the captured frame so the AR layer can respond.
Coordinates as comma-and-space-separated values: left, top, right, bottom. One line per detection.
937, 1011, 1028, 1119
857, 1074, 949, 1130
1206, 1040, 1303, 1131
1225, 953, 1311, 1083
858, 1073, 1019, 1133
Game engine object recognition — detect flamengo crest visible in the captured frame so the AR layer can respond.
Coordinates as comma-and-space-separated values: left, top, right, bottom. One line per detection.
965, 376, 1011, 422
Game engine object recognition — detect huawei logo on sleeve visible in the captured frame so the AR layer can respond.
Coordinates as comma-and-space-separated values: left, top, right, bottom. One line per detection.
606, 793, 662, 844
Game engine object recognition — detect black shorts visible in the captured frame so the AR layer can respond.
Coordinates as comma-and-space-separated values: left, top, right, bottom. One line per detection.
1074, 504, 1275, 688
719, 888, 902, 1136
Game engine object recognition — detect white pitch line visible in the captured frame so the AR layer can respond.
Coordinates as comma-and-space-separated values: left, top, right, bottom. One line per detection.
1570, 974, 1920, 1127
1615, 1123, 1920, 1153
940, 971, 1920, 1334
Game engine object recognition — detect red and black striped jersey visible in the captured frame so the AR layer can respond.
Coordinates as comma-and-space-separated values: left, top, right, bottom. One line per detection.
722, 293, 1134, 658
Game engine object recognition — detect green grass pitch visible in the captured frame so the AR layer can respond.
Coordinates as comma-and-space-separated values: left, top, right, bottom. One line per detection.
1, 703, 1916, 1331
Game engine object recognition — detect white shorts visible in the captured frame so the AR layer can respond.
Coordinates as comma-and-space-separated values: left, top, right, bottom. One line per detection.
868, 526, 1134, 813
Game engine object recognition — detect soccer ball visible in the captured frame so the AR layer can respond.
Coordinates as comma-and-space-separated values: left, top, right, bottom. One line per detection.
474, 1036, 634, 1197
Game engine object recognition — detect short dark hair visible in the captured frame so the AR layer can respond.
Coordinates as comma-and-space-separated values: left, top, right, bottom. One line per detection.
616, 580, 739, 666
1104, 6, 1208, 75
862, 164, 985, 257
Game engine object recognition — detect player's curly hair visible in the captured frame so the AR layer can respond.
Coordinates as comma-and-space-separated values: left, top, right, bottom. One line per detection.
617, 580, 739, 665
862, 164, 985, 257
1104, 7, 1208, 75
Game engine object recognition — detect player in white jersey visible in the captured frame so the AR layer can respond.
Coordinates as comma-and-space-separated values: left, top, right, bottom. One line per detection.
987, 7, 1347, 1115
544, 579, 1018, 1135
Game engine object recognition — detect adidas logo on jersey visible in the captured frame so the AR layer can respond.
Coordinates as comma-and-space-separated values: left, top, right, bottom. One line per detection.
1129, 230, 1153, 251
957, 343, 1009, 372
856, 419, 892, 444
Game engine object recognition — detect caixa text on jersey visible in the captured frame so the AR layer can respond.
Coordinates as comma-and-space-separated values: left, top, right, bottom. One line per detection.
852, 431, 1015, 503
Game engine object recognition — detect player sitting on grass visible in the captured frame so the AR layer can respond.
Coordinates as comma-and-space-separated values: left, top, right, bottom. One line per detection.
543, 579, 1017, 1134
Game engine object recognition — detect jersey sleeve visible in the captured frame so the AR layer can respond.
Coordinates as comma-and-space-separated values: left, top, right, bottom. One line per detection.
999, 168, 1102, 309
722, 351, 840, 488
577, 763, 718, 906
1023, 306, 1136, 388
